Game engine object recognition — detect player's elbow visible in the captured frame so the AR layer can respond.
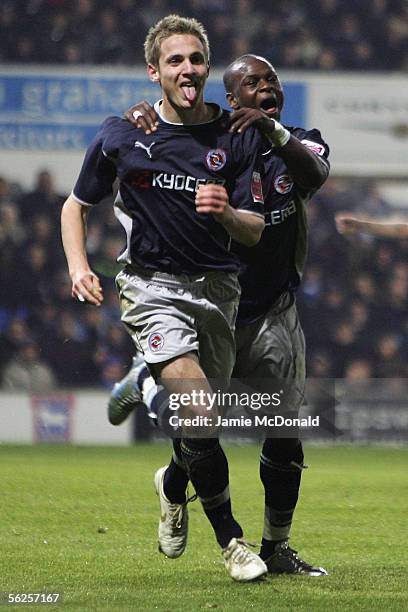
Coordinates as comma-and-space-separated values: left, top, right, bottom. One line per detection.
241, 217, 265, 246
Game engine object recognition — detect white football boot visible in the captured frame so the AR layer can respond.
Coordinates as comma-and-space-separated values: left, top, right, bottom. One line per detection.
222, 538, 268, 582
154, 466, 192, 559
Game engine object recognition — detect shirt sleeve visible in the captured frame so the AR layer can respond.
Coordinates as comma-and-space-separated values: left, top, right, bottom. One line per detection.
72, 117, 118, 206
298, 127, 330, 174
229, 128, 265, 218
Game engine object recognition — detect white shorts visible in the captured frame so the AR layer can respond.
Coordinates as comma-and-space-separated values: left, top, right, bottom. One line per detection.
116, 266, 240, 383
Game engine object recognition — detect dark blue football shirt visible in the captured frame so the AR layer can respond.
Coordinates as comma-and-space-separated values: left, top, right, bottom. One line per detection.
73, 103, 265, 275
234, 127, 330, 326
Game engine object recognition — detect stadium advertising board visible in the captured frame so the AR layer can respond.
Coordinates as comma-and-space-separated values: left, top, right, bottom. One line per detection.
0, 392, 133, 445
31, 395, 73, 444
308, 74, 408, 177
0, 69, 304, 150
0, 68, 304, 191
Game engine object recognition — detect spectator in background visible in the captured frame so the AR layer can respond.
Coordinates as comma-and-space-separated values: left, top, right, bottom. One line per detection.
18, 170, 65, 224
348, 299, 372, 339
328, 320, 358, 376
374, 333, 407, 378
93, 9, 125, 64
0, 201, 26, 249
0, 317, 32, 376
139, 0, 168, 30
15, 243, 51, 306
231, 0, 263, 54
46, 310, 100, 387
351, 272, 377, 305
307, 348, 334, 378
2, 339, 56, 392
344, 357, 374, 381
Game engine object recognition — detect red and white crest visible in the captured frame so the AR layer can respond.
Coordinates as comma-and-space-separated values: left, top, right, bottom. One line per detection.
274, 174, 294, 194
206, 149, 227, 171
148, 332, 164, 352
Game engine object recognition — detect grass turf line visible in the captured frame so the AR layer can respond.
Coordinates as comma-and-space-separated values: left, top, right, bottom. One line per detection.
0, 445, 407, 611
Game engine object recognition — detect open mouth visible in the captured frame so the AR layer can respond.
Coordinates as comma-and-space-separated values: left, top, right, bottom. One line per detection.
260, 97, 278, 115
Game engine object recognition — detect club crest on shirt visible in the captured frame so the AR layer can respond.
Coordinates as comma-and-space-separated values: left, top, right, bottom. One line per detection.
148, 332, 164, 352
274, 174, 294, 194
206, 149, 227, 171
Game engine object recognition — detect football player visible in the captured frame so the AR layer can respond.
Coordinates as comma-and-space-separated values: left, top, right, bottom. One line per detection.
111, 53, 330, 576
61, 16, 268, 582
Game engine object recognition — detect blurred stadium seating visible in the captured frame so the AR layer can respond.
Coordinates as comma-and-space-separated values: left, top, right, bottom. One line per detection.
1, 0, 407, 70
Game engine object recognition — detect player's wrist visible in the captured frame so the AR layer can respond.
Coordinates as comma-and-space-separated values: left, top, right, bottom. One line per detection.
268, 120, 291, 147
214, 203, 233, 224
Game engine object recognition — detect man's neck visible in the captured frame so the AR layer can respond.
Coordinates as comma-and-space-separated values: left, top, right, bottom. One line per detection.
160, 98, 214, 125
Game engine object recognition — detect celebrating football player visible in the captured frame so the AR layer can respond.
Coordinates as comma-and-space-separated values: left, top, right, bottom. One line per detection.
110, 53, 330, 576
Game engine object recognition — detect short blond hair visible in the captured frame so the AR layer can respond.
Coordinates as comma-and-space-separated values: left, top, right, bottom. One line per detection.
144, 14, 210, 67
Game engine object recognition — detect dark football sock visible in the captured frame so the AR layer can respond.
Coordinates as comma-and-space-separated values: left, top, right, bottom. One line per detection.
259, 438, 304, 560
181, 438, 243, 548
163, 439, 189, 504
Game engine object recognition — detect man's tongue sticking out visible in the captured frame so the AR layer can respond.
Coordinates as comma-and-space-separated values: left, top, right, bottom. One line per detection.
182, 85, 197, 104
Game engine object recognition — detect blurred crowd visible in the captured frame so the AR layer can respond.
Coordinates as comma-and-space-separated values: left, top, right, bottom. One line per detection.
1, 0, 407, 71
1, 170, 408, 392
0, 171, 134, 392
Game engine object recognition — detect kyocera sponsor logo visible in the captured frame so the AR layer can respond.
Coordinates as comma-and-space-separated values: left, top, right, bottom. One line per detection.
152, 173, 225, 192
264, 200, 296, 226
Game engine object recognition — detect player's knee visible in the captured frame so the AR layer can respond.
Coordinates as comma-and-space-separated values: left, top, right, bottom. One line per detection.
180, 438, 222, 474
261, 438, 304, 470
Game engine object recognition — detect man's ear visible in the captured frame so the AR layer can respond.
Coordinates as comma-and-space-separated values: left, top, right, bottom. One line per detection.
147, 63, 160, 83
226, 93, 239, 110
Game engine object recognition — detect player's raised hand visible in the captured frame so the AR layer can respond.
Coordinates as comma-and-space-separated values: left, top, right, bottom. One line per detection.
71, 269, 103, 306
195, 184, 231, 222
124, 101, 159, 134
229, 107, 271, 135
335, 213, 360, 235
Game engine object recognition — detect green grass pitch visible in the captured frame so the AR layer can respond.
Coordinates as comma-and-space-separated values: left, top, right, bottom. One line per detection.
0, 444, 407, 611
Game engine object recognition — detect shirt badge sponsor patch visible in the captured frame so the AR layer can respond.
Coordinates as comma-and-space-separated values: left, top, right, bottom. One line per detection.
148, 332, 164, 352
301, 139, 325, 156
274, 174, 294, 194
251, 171, 264, 203
206, 149, 227, 171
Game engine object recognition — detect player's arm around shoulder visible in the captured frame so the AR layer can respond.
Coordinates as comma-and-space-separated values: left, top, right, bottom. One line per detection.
195, 184, 264, 246
61, 194, 103, 306
230, 109, 329, 192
